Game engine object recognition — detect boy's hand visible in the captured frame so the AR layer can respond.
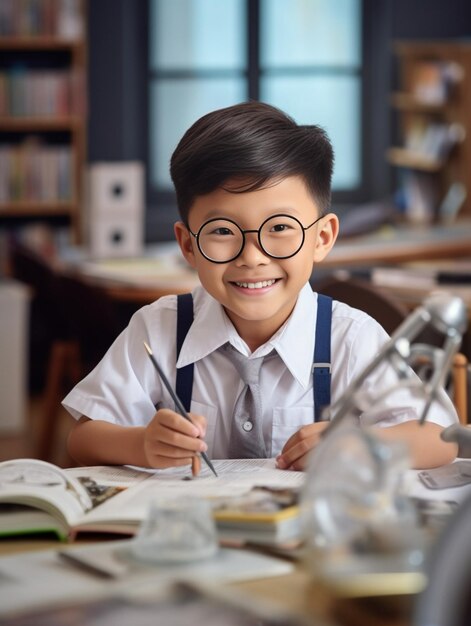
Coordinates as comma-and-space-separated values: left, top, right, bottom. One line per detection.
143, 409, 207, 474
276, 422, 330, 471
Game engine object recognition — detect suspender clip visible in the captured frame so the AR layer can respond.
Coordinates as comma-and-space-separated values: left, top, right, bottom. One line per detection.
312, 362, 331, 372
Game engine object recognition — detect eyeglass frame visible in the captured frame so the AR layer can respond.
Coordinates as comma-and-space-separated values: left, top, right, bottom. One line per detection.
186, 213, 325, 264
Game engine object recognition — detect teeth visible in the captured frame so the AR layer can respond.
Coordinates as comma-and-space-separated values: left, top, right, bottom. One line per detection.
235, 279, 276, 289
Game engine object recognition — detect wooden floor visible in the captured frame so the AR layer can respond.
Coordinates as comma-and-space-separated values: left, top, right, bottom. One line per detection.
0, 395, 75, 467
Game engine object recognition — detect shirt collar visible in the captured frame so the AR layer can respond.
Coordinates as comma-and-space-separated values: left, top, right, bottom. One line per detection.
176, 287, 236, 367
177, 283, 318, 389
266, 283, 317, 388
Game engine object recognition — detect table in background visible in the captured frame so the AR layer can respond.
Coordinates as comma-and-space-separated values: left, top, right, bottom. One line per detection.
325, 219, 471, 269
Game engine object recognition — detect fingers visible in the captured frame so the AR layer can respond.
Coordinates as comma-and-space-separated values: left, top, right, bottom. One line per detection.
150, 410, 207, 449
276, 440, 314, 471
147, 440, 205, 458
276, 422, 329, 471
144, 409, 207, 470
188, 412, 207, 439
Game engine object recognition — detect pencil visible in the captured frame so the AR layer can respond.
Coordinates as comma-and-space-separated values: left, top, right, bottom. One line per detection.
143, 341, 218, 477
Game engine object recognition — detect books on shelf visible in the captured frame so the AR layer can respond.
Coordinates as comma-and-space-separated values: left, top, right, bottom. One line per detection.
387, 121, 465, 183
0, 68, 85, 118
439, 182, 467, 223
0, 140, 74, 204
404, 120, 465, 164
399, 169, 438, 224
395, 169, 466, 225
0, 0, 86, 238
411, 59, 464, 105
0, 458, 305, 547
0, 0, 84, 40
390, 42, 471, 221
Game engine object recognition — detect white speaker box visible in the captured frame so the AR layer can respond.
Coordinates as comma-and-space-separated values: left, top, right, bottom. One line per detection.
87, 162, 144, 258
89, 215, 143, 259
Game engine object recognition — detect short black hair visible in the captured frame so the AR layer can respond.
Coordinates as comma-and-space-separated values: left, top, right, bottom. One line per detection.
170, 101, 334, 222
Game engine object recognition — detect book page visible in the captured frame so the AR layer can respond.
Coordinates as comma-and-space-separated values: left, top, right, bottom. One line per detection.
65, 465, 152, 487
77, 459, 304, 529
0, 460, 88, 528
0, 463, 153, 537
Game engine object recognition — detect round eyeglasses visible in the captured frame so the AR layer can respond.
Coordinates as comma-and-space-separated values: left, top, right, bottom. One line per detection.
187, 214, 324, 264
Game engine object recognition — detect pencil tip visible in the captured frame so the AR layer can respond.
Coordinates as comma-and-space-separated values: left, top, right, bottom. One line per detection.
143, 341, 152, 355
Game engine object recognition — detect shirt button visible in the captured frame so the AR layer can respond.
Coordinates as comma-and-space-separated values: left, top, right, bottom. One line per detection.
243, 421, 253, 432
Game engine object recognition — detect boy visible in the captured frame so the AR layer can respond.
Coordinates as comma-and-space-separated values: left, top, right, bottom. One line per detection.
64, 102, 458, 472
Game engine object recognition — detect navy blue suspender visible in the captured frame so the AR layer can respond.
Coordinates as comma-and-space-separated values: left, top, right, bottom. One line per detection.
175, 293, 332, 419
313, 294, 332, 420
175, 293, 195, 412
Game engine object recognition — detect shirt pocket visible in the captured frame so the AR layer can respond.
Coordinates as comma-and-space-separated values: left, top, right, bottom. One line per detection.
190, 400, 218, 458
272, 406, 314, 457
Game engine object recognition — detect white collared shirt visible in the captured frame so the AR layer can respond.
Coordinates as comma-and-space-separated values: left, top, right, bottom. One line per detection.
62, 283, 457, 458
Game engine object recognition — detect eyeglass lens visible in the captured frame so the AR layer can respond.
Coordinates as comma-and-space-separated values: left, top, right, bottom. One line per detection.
197, 215, 305, 262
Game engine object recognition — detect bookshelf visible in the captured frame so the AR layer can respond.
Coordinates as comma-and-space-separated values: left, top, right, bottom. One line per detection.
387, 41, 471, 224
0, 0, 87, 242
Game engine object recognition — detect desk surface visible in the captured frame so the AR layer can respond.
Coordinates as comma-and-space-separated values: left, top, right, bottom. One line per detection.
4, 471, 468, 624
325, 220, 471, 268
0, 537, 411, 626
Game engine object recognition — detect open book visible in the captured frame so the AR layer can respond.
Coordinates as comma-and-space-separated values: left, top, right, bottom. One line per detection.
0, 458, 304, 546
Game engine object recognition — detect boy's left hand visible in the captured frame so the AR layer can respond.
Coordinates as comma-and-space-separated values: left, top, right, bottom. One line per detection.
276, 422, 330, 471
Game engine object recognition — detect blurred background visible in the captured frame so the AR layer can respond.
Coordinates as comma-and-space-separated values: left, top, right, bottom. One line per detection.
0, 0, 470, 465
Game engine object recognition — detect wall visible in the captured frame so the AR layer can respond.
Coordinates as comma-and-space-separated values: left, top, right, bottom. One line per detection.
391, 0, 471, 39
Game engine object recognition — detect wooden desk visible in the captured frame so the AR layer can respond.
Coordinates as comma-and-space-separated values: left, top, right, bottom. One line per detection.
324, 220, 471, 269
369, 280, 471, 314
0, 537, 412, 626
65, 256, 200, 305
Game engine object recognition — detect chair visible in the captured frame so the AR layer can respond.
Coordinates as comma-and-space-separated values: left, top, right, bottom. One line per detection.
312, 273, 469, 424
313, 273, 409, 335
8, 242, 124, 461
452, 352, 469, 425
57, 273, 123, 377
8, 242, 72, 394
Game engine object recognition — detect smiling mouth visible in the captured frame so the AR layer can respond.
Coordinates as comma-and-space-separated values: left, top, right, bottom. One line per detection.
233, 279, 278, 289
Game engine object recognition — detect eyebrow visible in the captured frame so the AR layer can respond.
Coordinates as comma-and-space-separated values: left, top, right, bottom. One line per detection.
199, 208, 303, 222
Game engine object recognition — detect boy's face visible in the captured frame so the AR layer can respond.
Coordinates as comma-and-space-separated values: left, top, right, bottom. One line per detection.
175, 176, 339, 349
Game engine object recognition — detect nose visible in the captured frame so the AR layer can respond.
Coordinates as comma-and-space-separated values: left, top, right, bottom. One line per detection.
235, 230, 270, 267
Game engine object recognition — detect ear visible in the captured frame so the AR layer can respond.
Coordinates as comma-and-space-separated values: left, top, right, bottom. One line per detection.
312, 213, 339, 263
174, 221, 197, 268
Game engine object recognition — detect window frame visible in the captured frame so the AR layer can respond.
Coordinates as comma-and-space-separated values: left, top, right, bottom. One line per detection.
139, 0, 385, 241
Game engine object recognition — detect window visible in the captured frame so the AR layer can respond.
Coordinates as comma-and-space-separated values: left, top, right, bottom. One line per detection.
147, 0, 363, 233
259, 0, 362, 190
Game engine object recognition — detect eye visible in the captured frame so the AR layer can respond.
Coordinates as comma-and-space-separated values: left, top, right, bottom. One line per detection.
270, 223, 290, 233
211, 226, 234, 236
269, 220, 297, 234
